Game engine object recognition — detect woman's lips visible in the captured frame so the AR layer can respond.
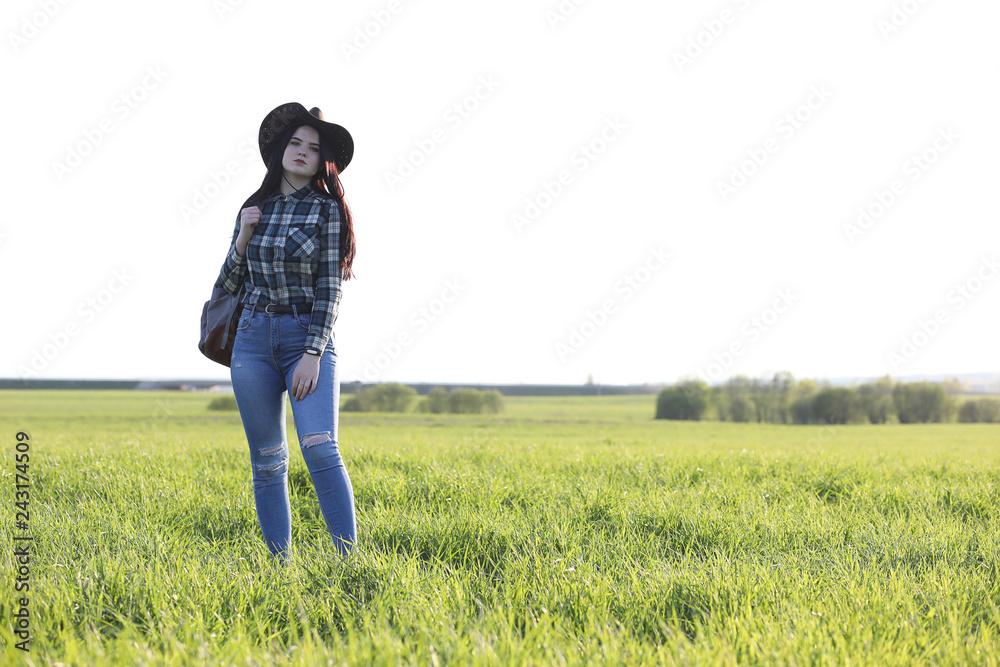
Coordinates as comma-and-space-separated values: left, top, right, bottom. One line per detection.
294, 159, 305, 164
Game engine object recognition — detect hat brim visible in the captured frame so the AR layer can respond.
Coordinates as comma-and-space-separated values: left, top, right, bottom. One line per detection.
259, 102, 354, 173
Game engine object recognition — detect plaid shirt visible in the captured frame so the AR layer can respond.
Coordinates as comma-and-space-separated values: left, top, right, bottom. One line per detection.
218, 183, 343, 352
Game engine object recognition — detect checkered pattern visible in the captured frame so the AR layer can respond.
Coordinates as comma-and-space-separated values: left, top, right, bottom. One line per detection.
219, 184, 343, 352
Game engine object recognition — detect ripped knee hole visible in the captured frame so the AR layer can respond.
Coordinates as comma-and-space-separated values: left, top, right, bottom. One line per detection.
256, 457, 287, 472
259, 442, 286, 457
300, 432, 332, 448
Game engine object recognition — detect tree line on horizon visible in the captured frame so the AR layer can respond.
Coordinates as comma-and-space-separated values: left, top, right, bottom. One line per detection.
343, 383, 504, 414
655, 373, 1000, 424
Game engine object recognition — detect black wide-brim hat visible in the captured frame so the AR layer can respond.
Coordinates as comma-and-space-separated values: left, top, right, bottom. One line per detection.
258, 102, 354, 173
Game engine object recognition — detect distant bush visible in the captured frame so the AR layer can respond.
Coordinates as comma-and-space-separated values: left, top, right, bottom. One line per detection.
342, 383, 416, 413
655, 380, 708, 420
727, 395, 753, 423
856, 377, 895, 423
416, 387, 449, 413
785, 379, 818, 424
790, 397, 814, 425
892, 382, 954, 423
482, 389, 505, 414
709, 374, 797, 423
449, 388, 485, 414
979, 398, 1000, 423
207, 395, 238, 411
342, 395, 363, 412
958, 398, 1000, 423
416, 387, 504, 414
811, 388, 865, 425
653, 373, 986, 425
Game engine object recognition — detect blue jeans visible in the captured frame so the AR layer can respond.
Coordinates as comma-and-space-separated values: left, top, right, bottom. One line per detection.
230, 304, 356, 557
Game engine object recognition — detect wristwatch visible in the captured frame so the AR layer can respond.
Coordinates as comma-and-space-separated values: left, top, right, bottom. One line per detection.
305, 347, 321, 356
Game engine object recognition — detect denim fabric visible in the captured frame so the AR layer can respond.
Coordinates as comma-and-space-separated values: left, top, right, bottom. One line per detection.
230, 305, 356, 557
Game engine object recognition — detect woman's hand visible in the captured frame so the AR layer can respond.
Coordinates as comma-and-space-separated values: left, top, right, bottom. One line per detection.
290, 352, 322, 401
235, 206, 262, 256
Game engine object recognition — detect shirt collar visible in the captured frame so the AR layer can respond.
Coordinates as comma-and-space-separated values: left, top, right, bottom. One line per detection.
267, 183, 321, 203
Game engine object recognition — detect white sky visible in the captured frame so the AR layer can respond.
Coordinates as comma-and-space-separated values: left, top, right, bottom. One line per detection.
2, 0, 998, 386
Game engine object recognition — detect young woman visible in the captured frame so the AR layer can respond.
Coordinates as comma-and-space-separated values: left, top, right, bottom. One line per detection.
217, 102, 357, 559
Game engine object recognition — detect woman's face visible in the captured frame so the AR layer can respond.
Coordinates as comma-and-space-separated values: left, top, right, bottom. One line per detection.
281, 125, 322, 181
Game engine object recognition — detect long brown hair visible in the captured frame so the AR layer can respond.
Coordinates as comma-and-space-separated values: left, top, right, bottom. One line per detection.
241, 123, 357, 281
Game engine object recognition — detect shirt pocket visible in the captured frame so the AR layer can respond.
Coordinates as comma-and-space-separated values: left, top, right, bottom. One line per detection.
284, 224, 318, 260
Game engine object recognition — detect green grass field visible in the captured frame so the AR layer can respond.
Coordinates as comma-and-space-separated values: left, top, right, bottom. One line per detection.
1, 390, 999, 665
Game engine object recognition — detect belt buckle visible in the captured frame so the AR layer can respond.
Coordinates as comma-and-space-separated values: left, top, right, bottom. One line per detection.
264, 303, 277, 315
